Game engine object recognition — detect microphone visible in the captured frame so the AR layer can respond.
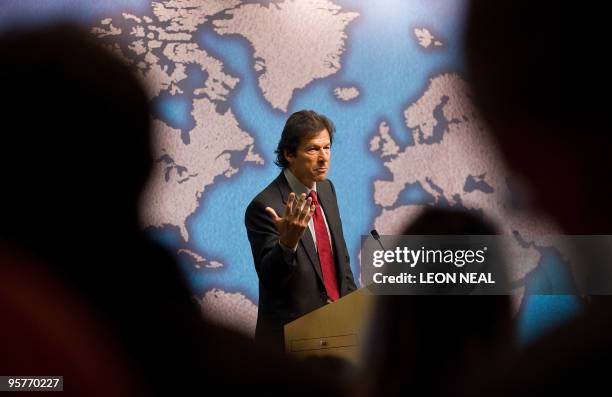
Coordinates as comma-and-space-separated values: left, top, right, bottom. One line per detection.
370, 229, 385, 250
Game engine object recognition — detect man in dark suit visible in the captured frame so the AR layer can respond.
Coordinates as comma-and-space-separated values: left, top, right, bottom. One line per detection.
245, 110, 357, 351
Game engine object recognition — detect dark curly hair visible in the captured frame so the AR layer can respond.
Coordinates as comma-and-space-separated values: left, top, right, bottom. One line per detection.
274, 110, 335, 168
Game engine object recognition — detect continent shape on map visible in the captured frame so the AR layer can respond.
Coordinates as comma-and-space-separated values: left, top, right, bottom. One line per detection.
197, 288, 258, 336
370, 73, 564, 309
91, 0, 270, 335
213, 0, 358, 112
91, 2, 263, 246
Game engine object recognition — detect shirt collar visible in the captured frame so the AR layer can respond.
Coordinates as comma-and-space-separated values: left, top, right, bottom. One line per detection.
284, 168, 317, 196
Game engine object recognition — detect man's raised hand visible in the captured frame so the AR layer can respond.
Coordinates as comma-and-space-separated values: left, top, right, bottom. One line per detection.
265, 192, 315, 249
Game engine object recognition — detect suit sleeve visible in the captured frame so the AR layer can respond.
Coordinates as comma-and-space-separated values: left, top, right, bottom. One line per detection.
245, 199, 298, 290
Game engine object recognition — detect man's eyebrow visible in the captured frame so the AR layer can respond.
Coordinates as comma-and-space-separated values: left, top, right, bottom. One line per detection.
305, 142, 330, 149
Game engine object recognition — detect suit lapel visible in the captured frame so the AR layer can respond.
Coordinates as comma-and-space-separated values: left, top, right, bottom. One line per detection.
299, 229, 323, 284
274, 172, 324, 284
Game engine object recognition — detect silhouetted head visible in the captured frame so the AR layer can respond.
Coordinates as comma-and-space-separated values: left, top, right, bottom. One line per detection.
399, 208, 511, 338
0, 24, 203, 396
465, 1, 610, 233
365, 208, 513, 396
0, 24, 152, 244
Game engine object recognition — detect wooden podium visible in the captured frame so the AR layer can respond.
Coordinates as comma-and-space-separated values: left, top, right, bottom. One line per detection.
284, 289, 375, 364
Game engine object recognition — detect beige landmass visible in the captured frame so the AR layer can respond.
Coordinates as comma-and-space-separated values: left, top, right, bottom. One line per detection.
153, 0, 241, 32
414, 27, 443, 48
370, 73, 563, 307
197, 289, 258, 337
92, 2, 264, 245
92, 4, 240, 100
162, 42, 239, 101
141, 98, 262, 242
213, 0, 358, 111
369, 121, 399, 157
177, 249, 223, 269
333, 86, 360, 101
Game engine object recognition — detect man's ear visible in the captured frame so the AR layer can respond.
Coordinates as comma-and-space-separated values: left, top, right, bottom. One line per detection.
283, 149, 294, 165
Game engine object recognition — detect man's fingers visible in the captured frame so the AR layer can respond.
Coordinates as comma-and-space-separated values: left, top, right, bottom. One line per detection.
284, 192, 295, 218
265, 206, 281, 223
295, 193, 307, 215
295, 193, 303, 208
298, 197, 312, 222
303, 204, 316, 224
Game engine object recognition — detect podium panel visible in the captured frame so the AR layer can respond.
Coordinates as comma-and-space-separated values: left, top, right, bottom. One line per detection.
284, 289, 374, 363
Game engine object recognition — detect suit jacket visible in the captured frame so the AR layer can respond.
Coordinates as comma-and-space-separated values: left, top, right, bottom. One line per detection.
245, 172, 357, 350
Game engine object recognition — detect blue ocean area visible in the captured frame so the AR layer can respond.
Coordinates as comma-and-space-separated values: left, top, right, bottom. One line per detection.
152, 94, 195, 142
0, 0, 581, 344
184, 0, 464, 302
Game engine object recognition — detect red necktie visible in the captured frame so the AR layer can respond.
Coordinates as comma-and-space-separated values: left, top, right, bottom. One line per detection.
308, 191, 339, 302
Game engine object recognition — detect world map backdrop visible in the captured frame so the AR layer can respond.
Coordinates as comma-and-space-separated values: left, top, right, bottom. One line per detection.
1, 0, 581, 343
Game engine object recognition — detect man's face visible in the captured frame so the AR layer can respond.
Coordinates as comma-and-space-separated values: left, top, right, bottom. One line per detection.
286, 129, 331, 189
